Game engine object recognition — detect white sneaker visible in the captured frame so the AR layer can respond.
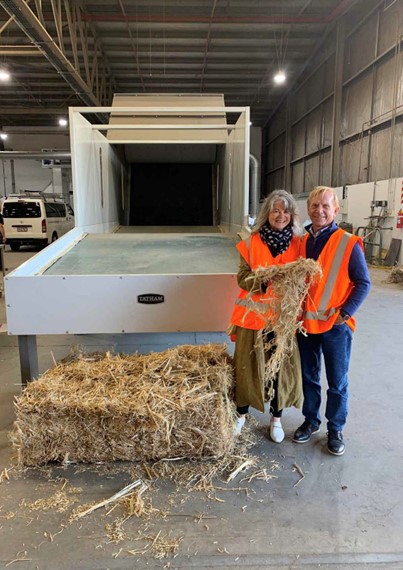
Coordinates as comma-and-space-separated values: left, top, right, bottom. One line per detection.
234, 415, 246, 436
270, 420, 285, 443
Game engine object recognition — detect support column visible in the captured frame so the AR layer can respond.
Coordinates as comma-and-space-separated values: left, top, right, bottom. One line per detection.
10, 159, 16, 193
18, 335, 39, 387
285, 94, 293, 192
330, 21, 346, 187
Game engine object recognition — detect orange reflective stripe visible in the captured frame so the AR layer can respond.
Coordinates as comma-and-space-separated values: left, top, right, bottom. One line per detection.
305, 307, 337, 321
235, 297, 270, 312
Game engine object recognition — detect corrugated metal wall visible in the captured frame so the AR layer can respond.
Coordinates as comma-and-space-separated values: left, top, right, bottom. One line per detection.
263, 0, 403, 196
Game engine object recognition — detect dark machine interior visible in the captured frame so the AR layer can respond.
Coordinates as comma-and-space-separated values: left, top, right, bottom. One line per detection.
130, 163, 213, 226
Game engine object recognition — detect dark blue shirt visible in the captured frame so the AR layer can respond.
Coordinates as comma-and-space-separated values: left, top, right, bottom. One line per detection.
305, 221, 371, 317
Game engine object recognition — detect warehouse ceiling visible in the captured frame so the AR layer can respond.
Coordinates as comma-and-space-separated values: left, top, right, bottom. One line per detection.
0, 0, 358, 130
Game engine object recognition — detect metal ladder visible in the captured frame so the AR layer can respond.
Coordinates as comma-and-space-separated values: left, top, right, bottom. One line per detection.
355, 203, 393, 265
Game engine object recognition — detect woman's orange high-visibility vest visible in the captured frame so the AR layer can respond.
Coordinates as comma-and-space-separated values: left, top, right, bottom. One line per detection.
230, 233, 301, 330
301, 228, 364, 333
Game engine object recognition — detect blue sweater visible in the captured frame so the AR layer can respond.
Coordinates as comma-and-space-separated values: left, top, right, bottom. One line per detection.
305, 222, 371, 317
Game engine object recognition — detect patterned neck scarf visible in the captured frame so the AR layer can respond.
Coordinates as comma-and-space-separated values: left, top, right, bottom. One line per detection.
259, 221, 293, 256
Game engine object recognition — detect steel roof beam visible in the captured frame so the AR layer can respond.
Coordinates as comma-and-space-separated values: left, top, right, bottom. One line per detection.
0, 0, 110, 108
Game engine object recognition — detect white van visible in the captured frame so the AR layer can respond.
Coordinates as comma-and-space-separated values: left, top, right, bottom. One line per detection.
1, 192, 74, 251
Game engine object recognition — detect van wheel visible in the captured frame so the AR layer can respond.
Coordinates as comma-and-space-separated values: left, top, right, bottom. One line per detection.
51, 232, 58, 242
10, 243, 20, 251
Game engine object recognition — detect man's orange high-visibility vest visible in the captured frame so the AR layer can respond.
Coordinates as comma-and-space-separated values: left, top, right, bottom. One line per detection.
301, 228, 364, 333
231, 233, 301, 330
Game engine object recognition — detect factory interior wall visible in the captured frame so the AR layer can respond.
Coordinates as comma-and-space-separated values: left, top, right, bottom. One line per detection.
129, 163, 213, 226
0, 132, 71, 199
343, 178, 403, 265
263, 0, 403, 195
1, 159, 59, 196
296, 178, 403, 265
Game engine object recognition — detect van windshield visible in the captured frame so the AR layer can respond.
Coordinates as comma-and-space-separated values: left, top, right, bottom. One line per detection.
2, 201, 41, 218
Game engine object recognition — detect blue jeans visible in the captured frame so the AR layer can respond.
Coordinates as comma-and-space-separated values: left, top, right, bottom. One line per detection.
297, 324, 353, 432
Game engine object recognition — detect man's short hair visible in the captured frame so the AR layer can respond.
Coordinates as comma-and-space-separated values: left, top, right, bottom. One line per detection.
308, 186, 339, 208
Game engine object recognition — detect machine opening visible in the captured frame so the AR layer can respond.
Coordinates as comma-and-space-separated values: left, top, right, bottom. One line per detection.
129, 163, 213, 226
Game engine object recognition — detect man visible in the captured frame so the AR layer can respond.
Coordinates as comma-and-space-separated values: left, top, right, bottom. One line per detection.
293, 186, 371, 456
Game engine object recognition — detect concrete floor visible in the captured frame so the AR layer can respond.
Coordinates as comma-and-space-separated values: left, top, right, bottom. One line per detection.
1, 247, 403, 570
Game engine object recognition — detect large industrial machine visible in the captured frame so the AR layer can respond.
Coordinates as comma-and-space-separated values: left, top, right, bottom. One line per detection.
5, 94, 252, 383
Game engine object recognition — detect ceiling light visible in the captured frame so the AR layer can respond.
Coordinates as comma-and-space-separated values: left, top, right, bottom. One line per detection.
273, 71, 286, 85
0, 69, 10, 82
249, 121, 252, 126
58, 118, 68, 127
0, 133, 8, 140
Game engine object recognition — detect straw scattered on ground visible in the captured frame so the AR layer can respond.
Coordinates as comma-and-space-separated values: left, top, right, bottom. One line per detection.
3, 416, 272, 565
12, 344, 236, 467
128, 530, 183, 559
0, 467, 12, 483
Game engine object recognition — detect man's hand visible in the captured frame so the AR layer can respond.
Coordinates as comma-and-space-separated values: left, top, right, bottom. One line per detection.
335, 310, 350, 325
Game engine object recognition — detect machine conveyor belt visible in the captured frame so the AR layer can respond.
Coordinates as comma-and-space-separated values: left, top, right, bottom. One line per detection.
43, 232, 240, 276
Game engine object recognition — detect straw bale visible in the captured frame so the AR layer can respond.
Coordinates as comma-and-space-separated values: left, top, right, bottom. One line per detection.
388, 267, 403, 283
12, 344, 236, 467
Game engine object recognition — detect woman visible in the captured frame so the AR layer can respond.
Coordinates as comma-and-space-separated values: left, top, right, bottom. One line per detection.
229, 189, 302, 442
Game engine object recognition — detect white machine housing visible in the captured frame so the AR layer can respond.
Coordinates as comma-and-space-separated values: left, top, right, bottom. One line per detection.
5, 95, 250, 348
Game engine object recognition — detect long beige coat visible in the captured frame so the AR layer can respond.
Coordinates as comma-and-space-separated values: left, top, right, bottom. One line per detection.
231, 255, 303, 413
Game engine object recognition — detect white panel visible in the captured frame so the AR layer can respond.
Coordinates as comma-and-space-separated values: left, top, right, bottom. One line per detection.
218, 142, 230, 228
220, 109, 249, 231
345, 178, 403, 263
295, 196, 309, 225
69, 110, 122, 232
108, 94, 228, 143
343, 182, 376, 233
5, 273, 239, 335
